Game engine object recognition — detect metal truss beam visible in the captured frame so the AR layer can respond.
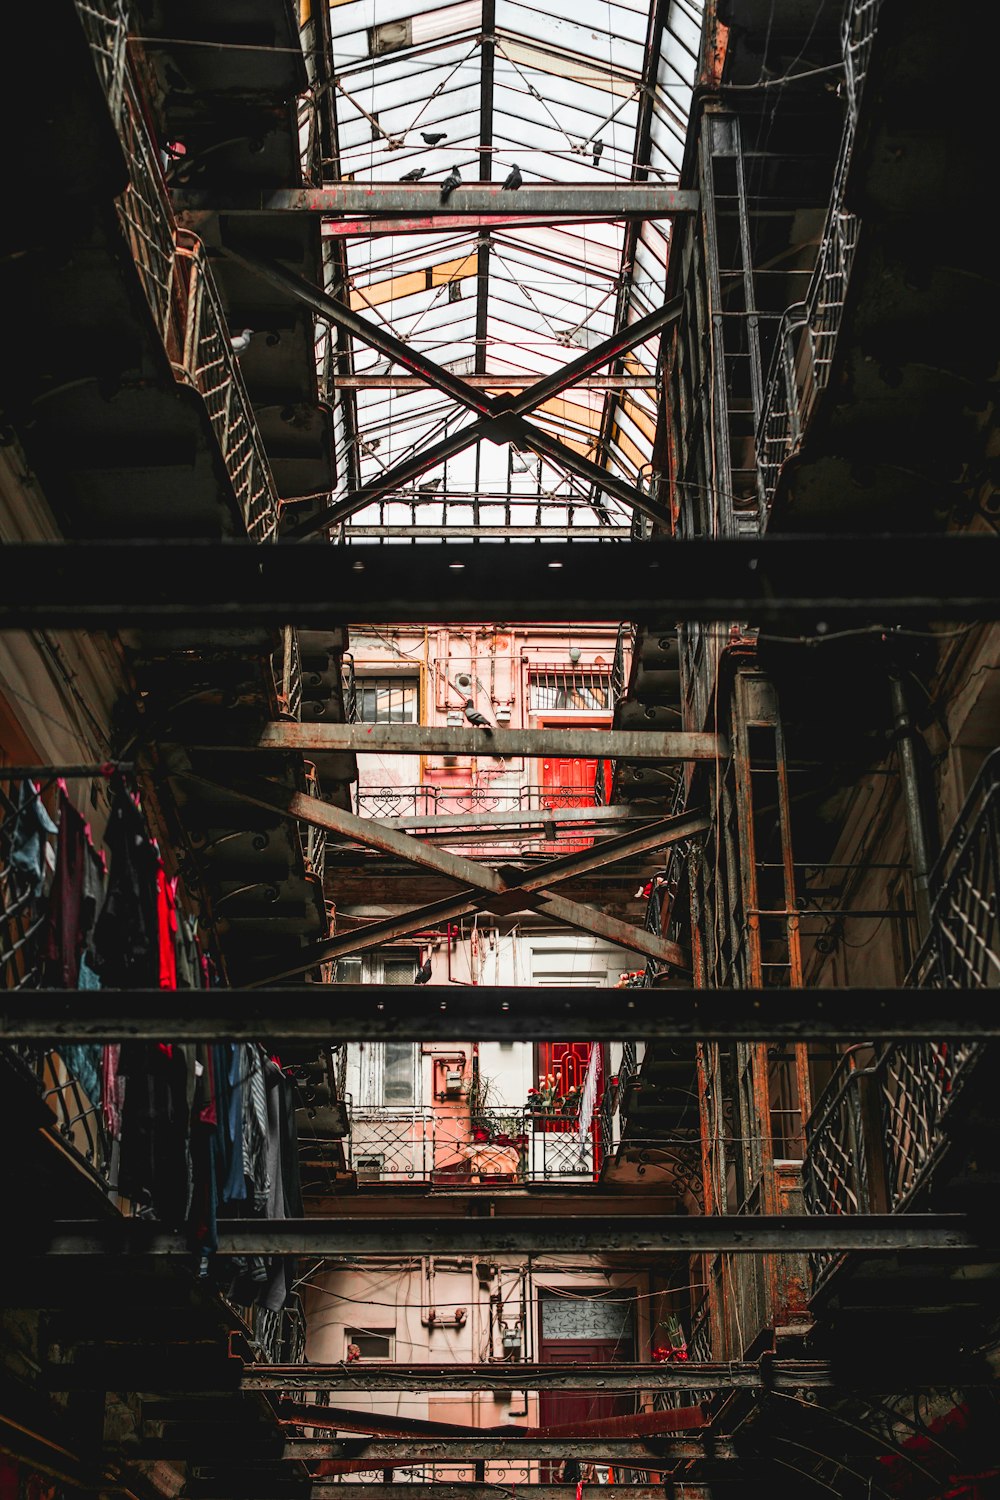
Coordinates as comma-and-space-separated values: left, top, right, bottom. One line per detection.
2, 538, 996, 632
377, 802, 652, 831
334, 375, 656, 390
38, 1214, 976, 1256
342, 528, 632, 539
252, 725, 722, 760
3, 986, 995, 1044
223, 251, 677, 536
175, 185, 700, 216
139, 1438, 712, 1463
182, 774, 692, 967
201, 1490, 682, 1500
239, 1358, 988, 1394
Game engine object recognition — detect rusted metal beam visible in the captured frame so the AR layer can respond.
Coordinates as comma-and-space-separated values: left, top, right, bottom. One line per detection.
378, 802, 652, 831
334, 375, 657, 390
252, 725, 724, 760
137, 1438, 713, 1463
174, 185, 700, 216
39, 1214, 976, 1256
240, 1358, 986, 1394
319, 212, 677, 236
180, 773, 694, 967
5, 986, 999, 1043
4, 538, 997, 632
341, 527, 632, 538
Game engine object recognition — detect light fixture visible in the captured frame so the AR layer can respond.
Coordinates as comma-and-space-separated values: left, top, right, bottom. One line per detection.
568, 646, 581, 664
449, 561, 465, 570
548, 560, 563, 569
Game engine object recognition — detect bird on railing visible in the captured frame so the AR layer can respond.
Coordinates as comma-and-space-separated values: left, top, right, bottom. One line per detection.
502, 163, 522, 191
592, 140, 605, 165
422, 131, 447, 145
414, 952, 432, 984
400, 166, 426, 182
440, 165, 462, 202
230, 328, 254, 355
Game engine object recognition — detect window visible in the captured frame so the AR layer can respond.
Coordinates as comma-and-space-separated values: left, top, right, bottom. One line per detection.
383, 1043, 416, 1104
357, 675, 419, 723
346, 1327, 394, 1360
529, 668, 611, 713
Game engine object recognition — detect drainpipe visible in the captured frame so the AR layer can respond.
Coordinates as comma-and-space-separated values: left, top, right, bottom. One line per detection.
889, 672, 938, 940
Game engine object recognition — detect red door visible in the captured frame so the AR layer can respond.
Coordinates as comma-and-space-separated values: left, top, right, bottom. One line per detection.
538, 1331, 635, 1478
539, 755, 609, 853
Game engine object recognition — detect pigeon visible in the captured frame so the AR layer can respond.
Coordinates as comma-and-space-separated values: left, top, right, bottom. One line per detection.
592, 139, 605, 165
463, 698, 492, 730
400, 166, 426, 181
440, 165, 462, 202
502, 163, 522, 191
414, 954, 433, 984
229, 328, 253, 355
417, 476, 442, 494
421, 131, 447, 145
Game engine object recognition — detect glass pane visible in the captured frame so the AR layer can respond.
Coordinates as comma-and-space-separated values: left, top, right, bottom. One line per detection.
383, 1042, 415, 1104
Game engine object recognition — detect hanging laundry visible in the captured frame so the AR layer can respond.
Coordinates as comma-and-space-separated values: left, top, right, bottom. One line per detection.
175, 909, 202, 989
43, 787, 103, 987
8, 779, 57, 897
243, 1045, 270, 1211
156, 863, 177, 990
91, 779, 159, 986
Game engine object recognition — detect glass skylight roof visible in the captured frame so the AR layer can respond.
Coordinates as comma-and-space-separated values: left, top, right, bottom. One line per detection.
325, 0, 703, 535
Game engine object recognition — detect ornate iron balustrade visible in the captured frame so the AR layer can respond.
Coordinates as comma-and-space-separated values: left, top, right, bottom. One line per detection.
804, 751, 1000, 1287
355, 783, 603, 821
347, 1104, 601, 1185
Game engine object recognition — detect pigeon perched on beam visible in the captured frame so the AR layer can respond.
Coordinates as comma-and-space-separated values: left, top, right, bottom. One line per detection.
592, 140, 605, 165
440, 165, 462, 201
421, 131, 447, 144
463, 699, 493, 730
229, 328, 254, 355
502, 163, 522, 191
414, 953, 433, 984
400, 166, 426, 181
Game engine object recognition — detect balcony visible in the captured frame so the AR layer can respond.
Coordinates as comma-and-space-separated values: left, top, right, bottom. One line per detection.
347, 1105, 602, 1186
804, 750, 1000, 1292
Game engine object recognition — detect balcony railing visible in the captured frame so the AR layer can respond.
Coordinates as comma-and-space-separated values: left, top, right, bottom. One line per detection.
804, 750, 1000, 1286
74, 0, 281, 549
348, 1104, 601, 1185
755, 0, 880, 523
355, 783, 602, 821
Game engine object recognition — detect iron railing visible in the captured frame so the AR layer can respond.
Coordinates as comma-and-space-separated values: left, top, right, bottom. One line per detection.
175, 232, 280, 545
348, 1104, 601, 1185
754, 0, 881, 522
804, 750, 1000, 1285
355, 783, 603, 821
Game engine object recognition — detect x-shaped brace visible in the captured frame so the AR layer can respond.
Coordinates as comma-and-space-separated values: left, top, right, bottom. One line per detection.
223, 248, 681, 537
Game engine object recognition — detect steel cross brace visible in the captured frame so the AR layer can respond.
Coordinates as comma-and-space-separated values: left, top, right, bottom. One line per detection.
221, 248, 681, 536
134, 1438, 714, 1463
37, 1214, 977, 1255
4, 986, 999, 1043
179, 773, 695, 970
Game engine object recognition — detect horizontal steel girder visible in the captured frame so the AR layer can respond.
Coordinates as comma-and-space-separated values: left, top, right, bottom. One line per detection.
173, 185, 700, 217
37, 1214, 976, 1256
342, 527, 633, 539
3, 986, 997, 1044
239, 1358, 967, 1394
253, 724, 723, 760
333, 375, 657, 390
2, 537, 997, 631
144, 1438, 714, 1463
